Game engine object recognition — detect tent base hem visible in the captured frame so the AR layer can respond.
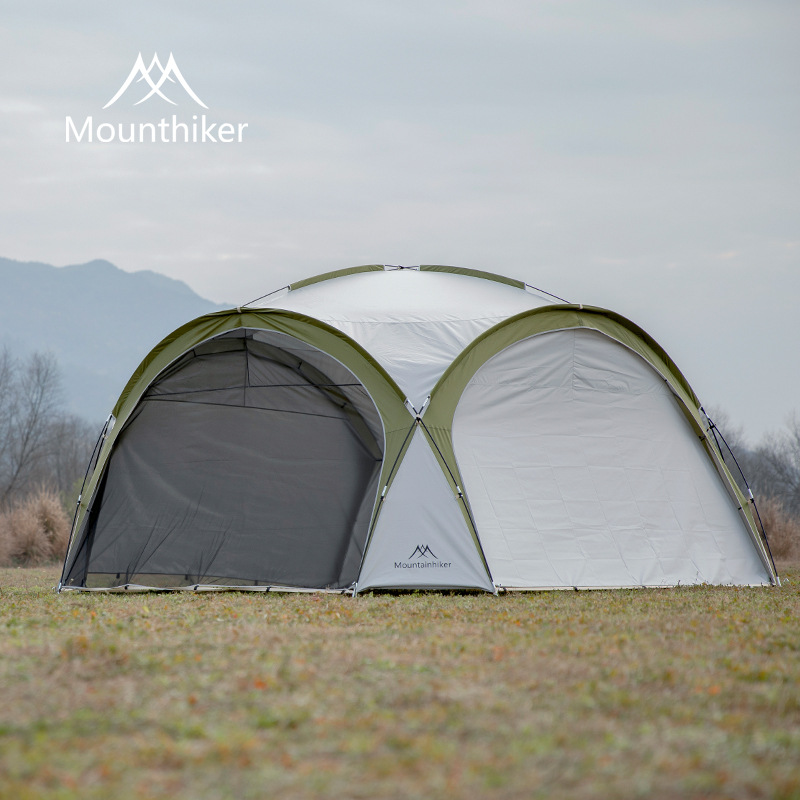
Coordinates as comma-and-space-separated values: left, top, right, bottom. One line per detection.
493, 581, 776, 592
355, 584, 496, 594
57, 583, 355, 595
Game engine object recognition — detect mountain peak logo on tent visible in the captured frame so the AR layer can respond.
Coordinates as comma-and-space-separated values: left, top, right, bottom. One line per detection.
395, 544, 452, 571
103, 52, 208, 109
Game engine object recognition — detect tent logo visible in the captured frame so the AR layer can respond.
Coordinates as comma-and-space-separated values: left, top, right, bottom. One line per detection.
103, 52, 208, 109
395, 545, 451, 570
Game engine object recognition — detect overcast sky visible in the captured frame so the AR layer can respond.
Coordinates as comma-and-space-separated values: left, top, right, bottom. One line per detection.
1, 1, 798, 440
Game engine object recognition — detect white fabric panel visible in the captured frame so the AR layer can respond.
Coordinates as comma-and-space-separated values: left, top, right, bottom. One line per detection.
357, 429, 494, 592
273, 270, 550, 409
453, 329, 770, 588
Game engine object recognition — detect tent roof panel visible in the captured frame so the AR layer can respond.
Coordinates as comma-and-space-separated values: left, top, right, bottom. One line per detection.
274, 266, 550, 324
269, 267, 553, 407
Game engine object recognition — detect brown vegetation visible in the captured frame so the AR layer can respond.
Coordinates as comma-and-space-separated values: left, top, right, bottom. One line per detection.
760, 495, 800, 562
0, 487, 70, 566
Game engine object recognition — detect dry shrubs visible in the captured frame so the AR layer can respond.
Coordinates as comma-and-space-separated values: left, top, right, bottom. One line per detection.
759, 496, 800, 561
0, 488, 70, 566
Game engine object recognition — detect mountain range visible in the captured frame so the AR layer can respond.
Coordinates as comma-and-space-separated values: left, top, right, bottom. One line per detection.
0, 257, 226, 424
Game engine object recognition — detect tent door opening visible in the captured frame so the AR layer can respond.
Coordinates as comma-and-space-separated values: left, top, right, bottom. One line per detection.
61, 329, 385, 590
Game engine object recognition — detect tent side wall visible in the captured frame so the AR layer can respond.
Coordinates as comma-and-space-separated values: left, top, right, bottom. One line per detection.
424, 306, 777, 588
355, 426, 495, 593
60, 310, 410, 591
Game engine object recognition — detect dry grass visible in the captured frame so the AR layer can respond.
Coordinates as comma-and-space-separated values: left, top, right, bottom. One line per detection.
0, 488, 70, 566
1, 565, 799, 799
0, 515, 12, 566
760, 497, 800, 562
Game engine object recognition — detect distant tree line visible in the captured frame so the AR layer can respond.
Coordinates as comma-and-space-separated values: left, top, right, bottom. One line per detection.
709, 408, 800, 514
745, 416, 800, 518
0, 348, 98, 565
702, 408, 800, 561
0, 347, 97, 510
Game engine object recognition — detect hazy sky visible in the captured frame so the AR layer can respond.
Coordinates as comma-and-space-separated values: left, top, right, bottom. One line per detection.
1, 1, 798, 440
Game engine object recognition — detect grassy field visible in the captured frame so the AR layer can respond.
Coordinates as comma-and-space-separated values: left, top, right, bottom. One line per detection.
1, 565, 799, 800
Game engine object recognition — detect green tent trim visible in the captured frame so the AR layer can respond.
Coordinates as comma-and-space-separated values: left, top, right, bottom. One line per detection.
419, 264, 525, 290
289, 264, 385, 292
285, 263, 526, 296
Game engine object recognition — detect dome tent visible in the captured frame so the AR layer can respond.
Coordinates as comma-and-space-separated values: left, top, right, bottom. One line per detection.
59, 265, 777, 593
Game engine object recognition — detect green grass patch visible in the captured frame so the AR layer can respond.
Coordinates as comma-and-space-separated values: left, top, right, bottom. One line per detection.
1, 565, 799, 799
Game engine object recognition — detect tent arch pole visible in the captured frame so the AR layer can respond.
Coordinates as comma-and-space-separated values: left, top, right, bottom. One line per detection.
416, 416, 494, 588
57, 413, 113, 592
353, 419, 417, 594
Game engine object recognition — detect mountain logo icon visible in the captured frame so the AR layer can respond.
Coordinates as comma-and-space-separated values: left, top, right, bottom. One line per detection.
409, 544, 438, 560
103, 53, 208, 109
394, 544, 451, 570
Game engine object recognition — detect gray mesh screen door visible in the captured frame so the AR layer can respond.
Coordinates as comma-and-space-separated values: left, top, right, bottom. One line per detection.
62, 330, 384, 590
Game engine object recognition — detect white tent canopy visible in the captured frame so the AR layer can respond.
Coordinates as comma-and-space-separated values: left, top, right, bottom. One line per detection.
59, 265, 777, 593
271, 267, 554, 410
